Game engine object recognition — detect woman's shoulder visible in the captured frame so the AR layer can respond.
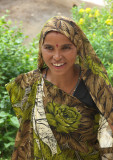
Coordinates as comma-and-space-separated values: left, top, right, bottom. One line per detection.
15, 69, 41, 89
6, 69, 41, 94
6, 69, 41, 104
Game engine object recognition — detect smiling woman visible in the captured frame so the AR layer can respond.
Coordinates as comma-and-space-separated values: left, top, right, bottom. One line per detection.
6, 16, 113, 160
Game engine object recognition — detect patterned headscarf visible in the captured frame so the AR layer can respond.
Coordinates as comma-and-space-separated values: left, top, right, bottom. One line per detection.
38, 16, 109, 85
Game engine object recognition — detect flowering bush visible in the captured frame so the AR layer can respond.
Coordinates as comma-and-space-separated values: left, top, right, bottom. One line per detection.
72, 2, 113, 85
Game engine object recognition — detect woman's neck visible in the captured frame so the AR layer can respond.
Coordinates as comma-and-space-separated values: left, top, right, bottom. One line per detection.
44, 65, 80, 94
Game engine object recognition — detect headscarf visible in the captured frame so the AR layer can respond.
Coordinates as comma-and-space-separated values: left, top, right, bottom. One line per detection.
37, 16, 113, 125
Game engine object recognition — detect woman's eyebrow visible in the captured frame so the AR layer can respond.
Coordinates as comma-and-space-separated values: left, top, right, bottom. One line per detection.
43, 44, 73, 47
61, 44, 73, 47
43, 44, 53, 47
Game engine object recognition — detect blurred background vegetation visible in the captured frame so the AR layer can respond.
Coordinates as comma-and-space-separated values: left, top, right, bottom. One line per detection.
0, 0, 113, 159
0, 14, 38, 159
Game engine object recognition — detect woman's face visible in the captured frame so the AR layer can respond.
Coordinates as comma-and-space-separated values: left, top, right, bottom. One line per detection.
41, 31, 77, 76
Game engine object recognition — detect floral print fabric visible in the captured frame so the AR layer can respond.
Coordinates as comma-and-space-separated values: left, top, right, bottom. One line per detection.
6, 70, 101, 159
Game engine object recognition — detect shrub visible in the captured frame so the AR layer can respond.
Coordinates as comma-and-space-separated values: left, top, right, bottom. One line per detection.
72, 2, 113, 85
0, 14, 39, 158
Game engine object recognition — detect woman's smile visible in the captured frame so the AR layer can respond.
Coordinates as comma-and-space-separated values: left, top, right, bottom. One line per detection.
52, 62, 66, 70
52, 63, 65, 67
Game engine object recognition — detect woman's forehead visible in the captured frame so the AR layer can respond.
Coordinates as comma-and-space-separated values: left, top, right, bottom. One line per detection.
43, 31, 72, 44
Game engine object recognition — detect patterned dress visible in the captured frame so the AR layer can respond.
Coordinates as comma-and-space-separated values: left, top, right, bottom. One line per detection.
6, 69, 112, 160
6, 16, 113, 159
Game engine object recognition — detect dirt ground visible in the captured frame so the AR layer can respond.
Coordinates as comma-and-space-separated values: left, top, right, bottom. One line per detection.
0, 0, 104, 43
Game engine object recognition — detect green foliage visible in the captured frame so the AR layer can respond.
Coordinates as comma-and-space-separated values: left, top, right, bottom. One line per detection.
0, 111, 19, 158
105, 0, 113, 12
72, 2, 113, 85
0, 14, 39, 158
0, 14, 38, 97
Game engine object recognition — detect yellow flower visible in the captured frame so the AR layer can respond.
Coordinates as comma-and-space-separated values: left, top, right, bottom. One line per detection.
89, 14, 93, 18
93, 33, 96, 37
94, 10, 100, 17
109, 30, 113, 36
105, 19, 113, 25
85, 8, 91, 13
110, 8, 113, 13
79, 8, 85, 13
79, 18, 84, 25
109, 39, 113, 41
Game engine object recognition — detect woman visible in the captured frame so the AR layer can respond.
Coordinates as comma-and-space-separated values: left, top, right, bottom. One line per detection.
6, 16, 113, 160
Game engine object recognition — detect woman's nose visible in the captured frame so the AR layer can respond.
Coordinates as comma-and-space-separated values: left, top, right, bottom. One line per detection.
53, 50, 62, 61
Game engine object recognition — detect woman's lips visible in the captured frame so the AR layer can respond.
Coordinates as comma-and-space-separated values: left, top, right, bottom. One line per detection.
52, 63, 64, 67
52, 63, 66, 69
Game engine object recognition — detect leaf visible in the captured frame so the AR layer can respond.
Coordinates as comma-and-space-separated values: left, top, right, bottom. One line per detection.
0, 111, 10, 118
4, 142, 14, 148
5, 136, 14, 142
0, 119, 4, 124
9, 116, 19, 128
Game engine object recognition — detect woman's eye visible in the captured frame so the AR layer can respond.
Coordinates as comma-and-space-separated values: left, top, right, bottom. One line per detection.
44, 46, 53, 50
62, 46, 71, 50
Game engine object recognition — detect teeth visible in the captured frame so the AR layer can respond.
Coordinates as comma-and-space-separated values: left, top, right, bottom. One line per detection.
53, 63, 64, 67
